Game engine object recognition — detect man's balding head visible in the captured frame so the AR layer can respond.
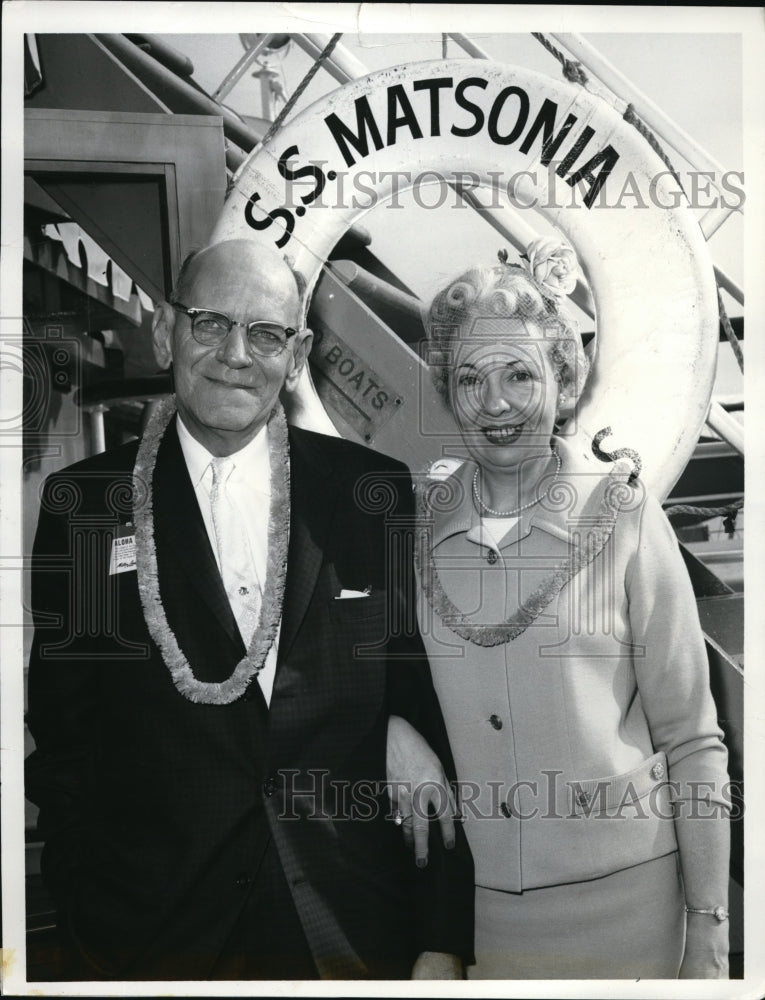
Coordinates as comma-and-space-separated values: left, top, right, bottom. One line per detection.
174, 241, 303, 325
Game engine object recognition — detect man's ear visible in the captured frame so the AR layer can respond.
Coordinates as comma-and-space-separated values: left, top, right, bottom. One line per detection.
284, 328, 314, 393
152, 301, 176, 369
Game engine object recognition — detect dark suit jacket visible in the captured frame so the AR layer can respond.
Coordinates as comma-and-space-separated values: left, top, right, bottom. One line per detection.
25, 421, 474, 980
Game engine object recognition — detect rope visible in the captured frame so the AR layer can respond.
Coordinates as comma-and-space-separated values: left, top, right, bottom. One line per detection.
664, 498, 743, 537
622, 103, 685, 194
718, 288, 744, 372
531, 33, 744, 375
531, 32, 588, 85
260, 33, 343, 148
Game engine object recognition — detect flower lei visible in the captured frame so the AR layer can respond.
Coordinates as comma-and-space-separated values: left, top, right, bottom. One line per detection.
133, 396, 290, 704
414, 466, 628, 647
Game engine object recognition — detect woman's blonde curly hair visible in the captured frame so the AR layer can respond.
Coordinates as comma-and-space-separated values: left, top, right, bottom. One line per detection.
426, 264, 589, 406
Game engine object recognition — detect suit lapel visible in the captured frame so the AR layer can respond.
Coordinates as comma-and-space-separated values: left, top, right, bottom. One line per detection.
152, 422, 337, 687
153, 419, 244, 660
277, 429, 339, 665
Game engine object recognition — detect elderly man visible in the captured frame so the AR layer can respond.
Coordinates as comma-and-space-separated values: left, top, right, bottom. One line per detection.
25, 240, 474, 981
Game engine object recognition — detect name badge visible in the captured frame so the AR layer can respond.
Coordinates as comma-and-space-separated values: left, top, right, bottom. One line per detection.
109, 523, 136, 575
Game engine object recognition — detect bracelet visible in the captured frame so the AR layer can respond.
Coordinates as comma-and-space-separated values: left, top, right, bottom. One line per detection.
685, 905, 729, 922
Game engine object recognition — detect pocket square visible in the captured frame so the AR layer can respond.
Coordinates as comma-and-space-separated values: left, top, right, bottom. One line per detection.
336, 588, 372, 599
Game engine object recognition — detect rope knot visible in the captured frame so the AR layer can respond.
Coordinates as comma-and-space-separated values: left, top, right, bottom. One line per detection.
531, 32, 588, 87
562, 60, 588, 86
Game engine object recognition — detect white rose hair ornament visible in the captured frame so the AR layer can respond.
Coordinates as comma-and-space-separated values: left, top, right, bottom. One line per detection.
497, 236, 581, 312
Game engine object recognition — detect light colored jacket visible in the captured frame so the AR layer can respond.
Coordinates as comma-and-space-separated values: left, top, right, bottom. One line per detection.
417, 435, 729, 892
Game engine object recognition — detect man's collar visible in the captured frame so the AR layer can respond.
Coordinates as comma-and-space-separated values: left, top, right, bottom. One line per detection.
176, 414, 270, 489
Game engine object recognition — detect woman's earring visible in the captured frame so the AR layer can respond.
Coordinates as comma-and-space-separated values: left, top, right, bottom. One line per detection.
558, 392, 567, 406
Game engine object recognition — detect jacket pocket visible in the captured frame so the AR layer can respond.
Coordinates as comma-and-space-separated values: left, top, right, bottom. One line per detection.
329, 590, 388, 623
325, 592, 389, 718
569, 750, 670, 815
551, 751, 679, 884
329, 591, 390, 664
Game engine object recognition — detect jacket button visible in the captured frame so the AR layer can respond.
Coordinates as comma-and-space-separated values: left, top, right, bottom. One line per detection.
489, 714, 503, 730
235, 872, 252, 887
651, 762, 666, 780
486, 549, 498, 565
263, 776, 279, 797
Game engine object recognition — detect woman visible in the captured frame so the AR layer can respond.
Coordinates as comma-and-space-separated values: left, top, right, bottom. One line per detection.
414, 240, 730, 979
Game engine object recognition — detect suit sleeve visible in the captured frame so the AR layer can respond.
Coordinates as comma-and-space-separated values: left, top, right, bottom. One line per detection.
25, 472, 100, 911
626, 494, 730, 807
626, 494, 730, 968
383, 465, 476, 964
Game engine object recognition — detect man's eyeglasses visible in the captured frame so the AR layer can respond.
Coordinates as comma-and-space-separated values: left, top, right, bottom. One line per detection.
172, 303, 297, 357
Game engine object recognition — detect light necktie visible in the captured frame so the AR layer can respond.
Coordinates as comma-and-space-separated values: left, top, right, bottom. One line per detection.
209, 456, 262, 649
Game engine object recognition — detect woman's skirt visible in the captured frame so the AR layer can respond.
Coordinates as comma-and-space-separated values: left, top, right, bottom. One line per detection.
468, 851, 685, 979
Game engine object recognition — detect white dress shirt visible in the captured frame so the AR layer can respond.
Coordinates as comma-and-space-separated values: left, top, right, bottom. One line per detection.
176, 416, 279, 705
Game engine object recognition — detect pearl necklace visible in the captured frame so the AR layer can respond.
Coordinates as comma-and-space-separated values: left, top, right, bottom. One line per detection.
414, 453, 630, 647
472, 449, 562, 517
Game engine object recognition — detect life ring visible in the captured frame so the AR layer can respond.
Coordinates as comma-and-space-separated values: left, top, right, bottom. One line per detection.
209, 60, 718, 500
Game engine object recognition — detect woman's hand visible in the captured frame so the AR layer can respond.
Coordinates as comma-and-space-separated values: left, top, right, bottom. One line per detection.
386, 715, 459, 866
679, 913, 729, 979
